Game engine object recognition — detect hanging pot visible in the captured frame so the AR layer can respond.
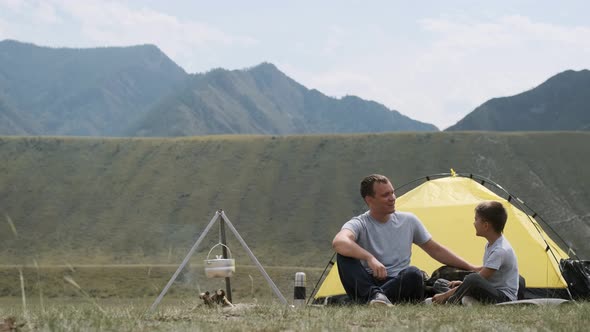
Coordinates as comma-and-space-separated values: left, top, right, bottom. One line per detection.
204, 243, 235, 278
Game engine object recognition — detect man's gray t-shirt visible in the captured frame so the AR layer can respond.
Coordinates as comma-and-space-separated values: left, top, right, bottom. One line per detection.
483, 235, 519, 301
342, 211, 431, 277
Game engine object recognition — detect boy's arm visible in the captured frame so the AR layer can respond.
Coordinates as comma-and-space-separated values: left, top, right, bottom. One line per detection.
479, 267, 496, 279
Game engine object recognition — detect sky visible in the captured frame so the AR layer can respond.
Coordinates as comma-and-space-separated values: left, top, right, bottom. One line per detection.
1, 1, 589, 130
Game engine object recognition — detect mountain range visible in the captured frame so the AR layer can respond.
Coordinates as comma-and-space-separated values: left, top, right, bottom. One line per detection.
0, 40, 436, 136
131, 63, 437, 135
3, 40, 589, 136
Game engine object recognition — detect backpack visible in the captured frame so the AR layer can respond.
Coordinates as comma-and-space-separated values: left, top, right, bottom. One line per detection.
560, 259, 590, 300
426, 265, 473, 286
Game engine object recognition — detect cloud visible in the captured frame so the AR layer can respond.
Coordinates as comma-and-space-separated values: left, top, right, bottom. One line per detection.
1, 0, 258, 72
0, 0, 60, 24
32, 2, 61, 24
0, 0, 22, 11
56, 0, 256, 46
503, 15, 590, 49
320, 25, 346, 55
420, 15, 590, 53
280, 64, 375, 98
0, 19, 7, 39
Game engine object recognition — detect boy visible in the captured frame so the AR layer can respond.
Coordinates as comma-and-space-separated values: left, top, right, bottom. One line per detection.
431, 201, 519, 304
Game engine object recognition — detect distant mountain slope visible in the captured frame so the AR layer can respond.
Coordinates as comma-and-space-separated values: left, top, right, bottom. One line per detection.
130, 63, 438, 136
0, 96, 33, 135
447, 70, 590, 131
0, 40, 187, 136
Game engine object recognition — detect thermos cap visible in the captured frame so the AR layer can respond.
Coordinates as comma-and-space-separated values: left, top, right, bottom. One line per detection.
295, 272, 306, 287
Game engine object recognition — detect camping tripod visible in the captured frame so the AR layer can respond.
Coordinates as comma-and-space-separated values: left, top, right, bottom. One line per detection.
149, 209, 287, 311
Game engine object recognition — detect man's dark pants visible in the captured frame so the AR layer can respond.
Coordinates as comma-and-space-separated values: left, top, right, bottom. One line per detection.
336, 254, 425, 304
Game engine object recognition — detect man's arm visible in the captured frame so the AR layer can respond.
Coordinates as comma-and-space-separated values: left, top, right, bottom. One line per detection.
332, 229, 387, 280
418, 239, 478, 271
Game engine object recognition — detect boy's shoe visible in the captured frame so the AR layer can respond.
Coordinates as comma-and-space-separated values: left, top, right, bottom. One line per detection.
433, 278, 451, 293
461, 296, 480, 306
369, 292, 393, 307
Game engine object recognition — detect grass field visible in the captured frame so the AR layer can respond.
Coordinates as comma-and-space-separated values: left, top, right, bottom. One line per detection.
2, 265, 589, 331
0, 264, 326, 302
1, 297, 589, 331
1, 133, 590, 330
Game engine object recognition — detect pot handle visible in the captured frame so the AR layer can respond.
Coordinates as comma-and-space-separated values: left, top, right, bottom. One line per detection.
206, 243, 233, 260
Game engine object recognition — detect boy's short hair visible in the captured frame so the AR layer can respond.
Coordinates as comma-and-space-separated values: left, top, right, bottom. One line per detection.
475, 201, 507, 233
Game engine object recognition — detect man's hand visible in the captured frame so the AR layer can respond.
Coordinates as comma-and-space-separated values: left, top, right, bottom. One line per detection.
368, 256, 387, 280
449, 280, 462, 288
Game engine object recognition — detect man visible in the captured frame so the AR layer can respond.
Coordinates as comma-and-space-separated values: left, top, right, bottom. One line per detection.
431, 200, 519, 305
332, 174, 478, 306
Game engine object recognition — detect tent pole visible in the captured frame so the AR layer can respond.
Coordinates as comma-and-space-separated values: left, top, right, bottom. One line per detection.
307, 252, 336, 305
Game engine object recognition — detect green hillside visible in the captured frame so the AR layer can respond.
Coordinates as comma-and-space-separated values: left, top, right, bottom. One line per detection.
130, 63, 437, 136
1, 133, 589, 267
447, 69, 590, 131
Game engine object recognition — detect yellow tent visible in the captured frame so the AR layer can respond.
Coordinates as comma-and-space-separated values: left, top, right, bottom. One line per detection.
313, 174, 570, 301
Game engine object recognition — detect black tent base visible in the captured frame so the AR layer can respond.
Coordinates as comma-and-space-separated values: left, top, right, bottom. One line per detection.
496, 298, 571, 306
314, 288, 571, 306
524, 288, 571, 300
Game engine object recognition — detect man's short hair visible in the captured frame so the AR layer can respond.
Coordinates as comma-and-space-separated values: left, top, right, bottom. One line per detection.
360, 174, 390, 199
475, 201, 507, 233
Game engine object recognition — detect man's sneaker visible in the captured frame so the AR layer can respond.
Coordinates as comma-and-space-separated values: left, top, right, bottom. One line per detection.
369, 292, 393, 307
423, 297, 433, 305
461, 296, 480, 306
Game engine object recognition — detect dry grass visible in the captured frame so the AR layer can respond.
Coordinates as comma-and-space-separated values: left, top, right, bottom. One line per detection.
0, 297, 589, 331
